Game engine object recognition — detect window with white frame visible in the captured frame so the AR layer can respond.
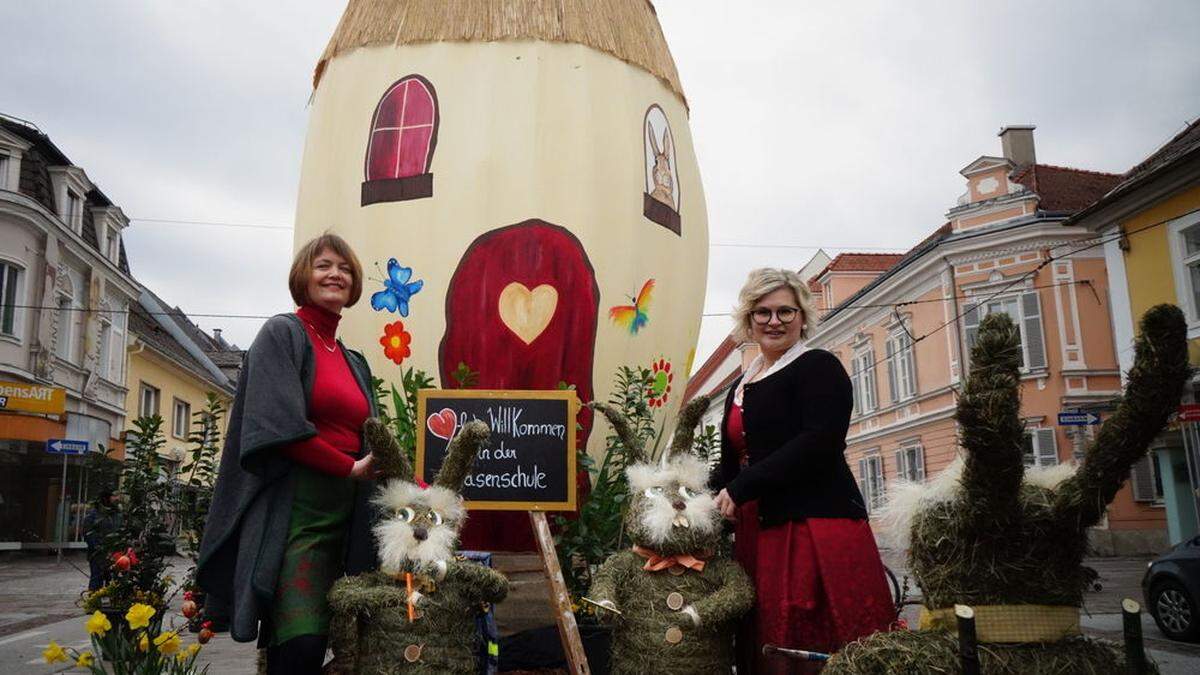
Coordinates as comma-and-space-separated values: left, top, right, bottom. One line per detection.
895, 441, 926, 482
963, 291, 1047, 370
1069, 422, 1097, 462
65, 190, 82, 232
96, 318, 112, 380
886, 328, 918, 403
1130, 452, 1165, 504
172, 399, 191, 440
850, 344, 878, 415
1022, 428, 1059, 467
139, 383, 160, 418
108, 305, 125, 383
107, 227, 120, 262
0, 260, 23, 337
0, 154, 9, 190
858, 452, 886, 512
1169, 217, 1200, 329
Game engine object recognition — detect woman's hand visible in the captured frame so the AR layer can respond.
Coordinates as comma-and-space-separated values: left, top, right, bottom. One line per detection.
715, 489, 738, 521
348, 453, 381, 481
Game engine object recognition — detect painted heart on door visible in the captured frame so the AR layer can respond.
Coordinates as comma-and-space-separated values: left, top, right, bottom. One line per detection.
498, 282, 558, 345
426, 408, 458, 440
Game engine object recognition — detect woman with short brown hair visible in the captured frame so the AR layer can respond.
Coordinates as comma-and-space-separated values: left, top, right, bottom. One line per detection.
199, 233, 381, 675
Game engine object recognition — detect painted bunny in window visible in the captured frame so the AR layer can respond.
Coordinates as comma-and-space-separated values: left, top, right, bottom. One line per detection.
327, 418, 508, 674
648, 126, 676, 211
587, 396, 754, 675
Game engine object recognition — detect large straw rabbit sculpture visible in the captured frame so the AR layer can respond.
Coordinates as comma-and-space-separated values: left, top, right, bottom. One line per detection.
588, 396, 754, 675
327, 418, 507, 674
826, 304, 1190, 674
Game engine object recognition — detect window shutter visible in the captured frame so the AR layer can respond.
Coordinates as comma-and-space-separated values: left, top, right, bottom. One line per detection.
885, 338, 898, 403
858, 458, 869, 499
864, 351, 877, 410
851, 357, 861, 415
914, 444, 925, 481
1130, 455, 1157, 502
1035, 428, 1058, 466
904, 340, 918, 398
1021, 292, 1047, 369
894, 450, 905, 481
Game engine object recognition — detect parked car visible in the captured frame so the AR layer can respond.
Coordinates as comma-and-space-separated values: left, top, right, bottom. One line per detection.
1142, 534, 1200, 641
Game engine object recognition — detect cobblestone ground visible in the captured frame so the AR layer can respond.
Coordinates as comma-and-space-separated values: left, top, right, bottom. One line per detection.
3, 551, 1199, 673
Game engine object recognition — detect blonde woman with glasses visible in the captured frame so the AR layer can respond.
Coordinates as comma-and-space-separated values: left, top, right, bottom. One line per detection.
713, 268, 893, 672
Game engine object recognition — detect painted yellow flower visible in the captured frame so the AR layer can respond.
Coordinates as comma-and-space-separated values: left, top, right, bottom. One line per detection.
126, 603, 156, 629
138, 634, 149, 652
42, 641, 68, 663
85, 610, 112, 636
76, 651, 95, 667
154, 631, 181, 656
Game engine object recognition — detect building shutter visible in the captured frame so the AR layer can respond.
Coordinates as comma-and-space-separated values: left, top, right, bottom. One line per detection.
1035, 428, 1058, 466
851, 357, 861, 415
1130, 455, 1157, 502
885, 338, 898, 403
894, 450, 905, 481
913, 444, 925, 481
1022, 291, 1047, 369
963, 303, 980, 352
858, 458, 869, 500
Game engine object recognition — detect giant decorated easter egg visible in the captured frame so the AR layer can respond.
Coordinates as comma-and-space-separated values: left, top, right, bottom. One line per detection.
294, 0, 708, 549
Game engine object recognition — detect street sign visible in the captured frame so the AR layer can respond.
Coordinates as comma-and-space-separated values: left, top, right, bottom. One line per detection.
1178, 404, 1200, 423
46, 438, 89, 455
1058, 412, 1101, 426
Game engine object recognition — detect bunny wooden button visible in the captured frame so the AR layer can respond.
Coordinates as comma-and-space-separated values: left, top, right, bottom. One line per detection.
664, 626, 684, 644
666, 592, 685, 610
403, 644, 423, 662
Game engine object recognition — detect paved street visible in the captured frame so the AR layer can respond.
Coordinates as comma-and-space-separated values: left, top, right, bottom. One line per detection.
2, 551, 1199, 673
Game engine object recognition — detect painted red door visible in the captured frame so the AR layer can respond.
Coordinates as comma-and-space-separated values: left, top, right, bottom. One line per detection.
440, 219, 598, 550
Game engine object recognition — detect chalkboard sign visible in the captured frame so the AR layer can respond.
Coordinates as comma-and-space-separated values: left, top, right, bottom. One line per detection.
416, 389, 578, 511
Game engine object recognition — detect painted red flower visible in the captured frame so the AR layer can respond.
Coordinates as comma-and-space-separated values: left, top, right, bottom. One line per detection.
647, 358, 673, 408
380, 321, 412, 365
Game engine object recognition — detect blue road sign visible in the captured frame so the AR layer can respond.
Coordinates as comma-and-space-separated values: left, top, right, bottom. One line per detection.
1058, 412, 1101, 426
46, 438, 89, 455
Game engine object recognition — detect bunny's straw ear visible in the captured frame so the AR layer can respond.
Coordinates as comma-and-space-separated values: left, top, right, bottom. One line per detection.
364, 417, 411, 481
588, 401, 646, 461
665, 394, 711, 460
433, 419, 490, 491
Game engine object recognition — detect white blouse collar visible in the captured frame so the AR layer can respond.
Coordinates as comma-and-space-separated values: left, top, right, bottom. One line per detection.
735, 339, 809, 406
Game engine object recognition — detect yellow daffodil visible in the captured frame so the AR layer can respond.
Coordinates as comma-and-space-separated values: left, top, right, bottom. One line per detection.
138, 634, 149, 652
176, 652, 188, 663
187, 643, 201, 657
154, 631, 181, 656
126, 603, 156, 630
76, 651, 95, 667
85, 610, 112, 636
42, 641, 68, 663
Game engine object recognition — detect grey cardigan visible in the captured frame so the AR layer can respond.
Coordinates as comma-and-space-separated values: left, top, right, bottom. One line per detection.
196, 313, 379, 644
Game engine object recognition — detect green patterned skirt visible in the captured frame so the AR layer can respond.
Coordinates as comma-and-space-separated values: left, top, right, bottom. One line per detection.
271, 465, 356, 645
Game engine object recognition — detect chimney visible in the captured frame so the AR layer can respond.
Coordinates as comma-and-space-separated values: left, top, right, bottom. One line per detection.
212, 328, 222, 343
998, 125, 1036, 168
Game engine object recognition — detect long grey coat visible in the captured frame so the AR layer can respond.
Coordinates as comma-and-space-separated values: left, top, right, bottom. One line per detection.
196, 313, 379, 644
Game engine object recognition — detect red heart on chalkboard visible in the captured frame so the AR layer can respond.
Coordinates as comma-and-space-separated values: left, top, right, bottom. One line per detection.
427, 408, 458, 440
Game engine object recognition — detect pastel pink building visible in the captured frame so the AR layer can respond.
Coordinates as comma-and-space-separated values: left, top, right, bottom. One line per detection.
689, 126, 1170, 553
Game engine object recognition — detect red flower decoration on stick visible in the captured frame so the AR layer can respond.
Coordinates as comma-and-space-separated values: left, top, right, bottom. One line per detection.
647, 358, 673, 408
380, 321, 412, 365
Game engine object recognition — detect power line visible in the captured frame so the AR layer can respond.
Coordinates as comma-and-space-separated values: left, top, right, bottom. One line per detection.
130, 217, 293, 231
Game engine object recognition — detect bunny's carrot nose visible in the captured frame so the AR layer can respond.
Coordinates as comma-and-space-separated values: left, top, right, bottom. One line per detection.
672, 500, 686, 511
412, 527, 428, 541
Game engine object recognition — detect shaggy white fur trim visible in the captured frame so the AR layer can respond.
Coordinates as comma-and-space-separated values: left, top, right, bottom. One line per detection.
682, 605, 700, 626
372, 479, 466, 523
876, 456, 1080, 550
627, 455, 709, 492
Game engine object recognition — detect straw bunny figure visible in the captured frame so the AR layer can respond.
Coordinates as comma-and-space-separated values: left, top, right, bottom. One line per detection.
327, 418, 508, 674
826, 305, 1190, 674
588, 395, 754, 675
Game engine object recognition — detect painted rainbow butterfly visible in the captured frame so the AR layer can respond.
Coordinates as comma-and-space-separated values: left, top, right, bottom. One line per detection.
371, 259, 424, 317
609, 279, 654, 334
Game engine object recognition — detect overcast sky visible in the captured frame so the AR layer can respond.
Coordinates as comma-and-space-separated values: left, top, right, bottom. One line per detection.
3, 1, 1199, 367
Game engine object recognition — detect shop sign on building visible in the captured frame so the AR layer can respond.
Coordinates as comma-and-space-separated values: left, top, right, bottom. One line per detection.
0, 380, 67, 415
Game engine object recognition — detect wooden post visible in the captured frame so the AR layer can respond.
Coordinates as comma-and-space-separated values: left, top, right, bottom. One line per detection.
530, 511, 590, 675
955, 604, 980, 675
1123, 598, 1146, 675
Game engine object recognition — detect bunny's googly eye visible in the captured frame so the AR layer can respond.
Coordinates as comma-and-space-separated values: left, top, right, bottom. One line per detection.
395, 507, 416, 522
679, 486, 697, 500
429, 511, 444, 526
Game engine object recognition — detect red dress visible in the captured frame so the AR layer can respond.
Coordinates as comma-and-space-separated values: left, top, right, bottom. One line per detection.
727, 402, 894, 673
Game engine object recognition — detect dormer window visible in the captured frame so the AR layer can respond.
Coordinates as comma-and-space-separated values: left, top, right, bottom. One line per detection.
0, 153, 9, 191
107, 226, 120, 261
65, 190, 82, 233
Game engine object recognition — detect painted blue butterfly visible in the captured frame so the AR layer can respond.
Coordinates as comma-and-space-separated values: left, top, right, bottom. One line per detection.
370, 259, 424, 317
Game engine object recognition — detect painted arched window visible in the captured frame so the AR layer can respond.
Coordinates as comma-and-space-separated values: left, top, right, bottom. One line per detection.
362, 74, 439, 206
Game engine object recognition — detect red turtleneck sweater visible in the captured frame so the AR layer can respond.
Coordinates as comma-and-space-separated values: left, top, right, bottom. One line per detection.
280, 305, 370, 477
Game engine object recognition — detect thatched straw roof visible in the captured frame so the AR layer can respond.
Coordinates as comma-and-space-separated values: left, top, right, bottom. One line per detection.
315, 0, 687, 106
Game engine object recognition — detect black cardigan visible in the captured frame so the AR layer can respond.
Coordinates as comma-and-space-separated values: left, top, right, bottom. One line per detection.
714, 348, 868, 525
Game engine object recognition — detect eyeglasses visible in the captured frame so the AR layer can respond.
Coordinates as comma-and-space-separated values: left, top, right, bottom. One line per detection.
751, 306, 801, 325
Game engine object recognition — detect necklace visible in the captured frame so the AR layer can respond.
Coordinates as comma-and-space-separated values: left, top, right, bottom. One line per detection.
304, 321, 338, 352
